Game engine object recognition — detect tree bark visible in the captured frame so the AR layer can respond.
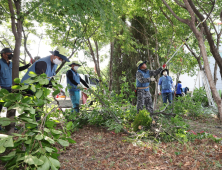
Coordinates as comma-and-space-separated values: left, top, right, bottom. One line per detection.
109, 41, 114, 91
214, 62, 218, 85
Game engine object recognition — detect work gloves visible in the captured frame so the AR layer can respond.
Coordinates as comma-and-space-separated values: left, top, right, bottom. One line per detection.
150, 77, 155, 81
162, 64, 166, 69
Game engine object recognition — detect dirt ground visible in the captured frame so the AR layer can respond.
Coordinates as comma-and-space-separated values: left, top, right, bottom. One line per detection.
58, 116, 222, 170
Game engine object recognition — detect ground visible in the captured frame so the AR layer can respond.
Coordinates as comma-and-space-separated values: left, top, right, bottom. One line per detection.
58, 116, 222, 170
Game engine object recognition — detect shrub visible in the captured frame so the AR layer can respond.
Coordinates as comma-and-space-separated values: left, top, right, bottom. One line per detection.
132, 110, 152, 131
192, 87, 208, 106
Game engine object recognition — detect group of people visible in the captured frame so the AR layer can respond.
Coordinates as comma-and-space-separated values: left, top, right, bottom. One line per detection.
136, 60, 186, 114
0, 48, 89, 120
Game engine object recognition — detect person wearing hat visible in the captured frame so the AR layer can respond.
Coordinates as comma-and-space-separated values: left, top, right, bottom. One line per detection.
158, 69, 175, 104
66, 62, 89, 113
136, 60, 166, 113
21, 50, 70, 83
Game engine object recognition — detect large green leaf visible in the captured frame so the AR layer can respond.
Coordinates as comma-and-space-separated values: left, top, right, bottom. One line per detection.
51, 129, 62, 135
57, 139, 69, 147
0, 150, 15, 161
67, 138, 76, 144
52, 89, 60, 96
36, 90, 43, 99
44, 128, 50, 133
35, 134, 43, 140
11, 85, 20, 90
28, 71, 37, 77
44, 136, 55, 144
23, 79, 35, 84
19, 85, 30, 90
30, 84, 36, 92
13, 78, 21, 84
45, 146, 54, 153
0, 117, 11, 126
22, 155, 44, 166
48, 157, 60, 169
0, 145, 5, 153
36, 99, 44, 106
21, 117, 37, 124
66, 121, 73, 130
38, 156, 50, 170
4, 137, 14, 147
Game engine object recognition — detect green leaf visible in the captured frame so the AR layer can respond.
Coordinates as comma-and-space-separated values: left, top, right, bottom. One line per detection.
67, 138, 76, 144
11, 85, 20, 90
52, 89, 60, 96
38, 156, 50, 170
23, 79, 35, 84
48, 157, 60, 168
21, 96, 31, 104
28, 71, 37, 77
44, 128, 50, 133
36, 90, 43, 99
0, 146, 5, 153
4, 137, 14, 147
25, 139, 32, 144
45, 147, 54, 153
19, 85, 29, 90
57, 139, 69, 147
21, 118, 38, 125
23, 155, 44, 166
25, 123, 37, 129
0, 151, 15, 161
35, 134, 43, 140
44, 136, 55, 144
66, 121, 73, 130
44, 88, 51, 96
13, 78, 20, 84
0, 118, 11, 126
51, 129, 62, 135
4, 101, 12, 108
36, 99, 44, 106
30, 84, 36, 92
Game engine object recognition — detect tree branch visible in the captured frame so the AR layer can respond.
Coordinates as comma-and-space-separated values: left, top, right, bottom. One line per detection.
8, 0, 18, 39
162, 0, 188, 24
22, 26, 32, 59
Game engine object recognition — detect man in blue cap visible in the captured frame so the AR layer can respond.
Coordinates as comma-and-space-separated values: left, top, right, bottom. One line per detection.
66, 62, 89, 113
136, 60, 166, 113
158, 69, 175, 104
22, 50, 70, 83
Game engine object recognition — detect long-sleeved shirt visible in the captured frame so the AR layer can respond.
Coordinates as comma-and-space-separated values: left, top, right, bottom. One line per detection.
66, 70, 89, 88
136, 67, 163, 83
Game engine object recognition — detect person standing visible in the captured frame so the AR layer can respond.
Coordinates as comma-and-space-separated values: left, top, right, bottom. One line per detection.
136, 60, 166, 113
175, 81, 184, 98
66, 62, 89, 113
158, 69, 175, 104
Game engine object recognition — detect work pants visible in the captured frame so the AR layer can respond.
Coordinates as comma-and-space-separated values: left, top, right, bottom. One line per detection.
162, 92, 172, 104
137, 90, 153, 113
69, 90, 80, 113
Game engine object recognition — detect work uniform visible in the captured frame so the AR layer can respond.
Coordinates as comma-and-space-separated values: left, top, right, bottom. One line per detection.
175, 83, 182, 98
22, 56, 57, 83
159, 75, 173, 104
21, 56, 57, 121
0, 58, 30, 111
136, 67, 162, 113
66, 69, 89, 113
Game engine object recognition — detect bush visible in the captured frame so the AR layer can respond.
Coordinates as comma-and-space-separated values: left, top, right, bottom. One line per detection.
132, 110, 152, 131
192, 87, 208, 106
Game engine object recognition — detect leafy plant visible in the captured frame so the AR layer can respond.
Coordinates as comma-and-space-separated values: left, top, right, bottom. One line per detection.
132, 110, 152, 131
192, 87, 209, 107
0, 72, 75, 170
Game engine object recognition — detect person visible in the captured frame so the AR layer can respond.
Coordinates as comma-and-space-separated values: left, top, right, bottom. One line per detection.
21, 50, 70, 121
0, 48, 31, 111
66, 62, 89, 113
175, 81, 184, 98
22, 50, 70, 83
158, 69, 175, 104
136, 60, 166, 113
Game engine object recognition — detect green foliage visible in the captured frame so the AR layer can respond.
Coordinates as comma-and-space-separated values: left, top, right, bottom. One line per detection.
192, 87, 209, 107
159, 115, 189, 142
132, 110, 152, 131
0, 73, 75, 170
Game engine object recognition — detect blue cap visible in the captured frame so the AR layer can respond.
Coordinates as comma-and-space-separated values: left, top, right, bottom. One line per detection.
49, 50, 70, 62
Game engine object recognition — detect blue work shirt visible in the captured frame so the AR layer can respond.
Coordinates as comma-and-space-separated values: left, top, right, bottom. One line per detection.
158, 75, 173, 93
175, 83, 182, 94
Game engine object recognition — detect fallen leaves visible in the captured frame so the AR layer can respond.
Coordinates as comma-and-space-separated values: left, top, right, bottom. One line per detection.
57, 125, 222, 170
